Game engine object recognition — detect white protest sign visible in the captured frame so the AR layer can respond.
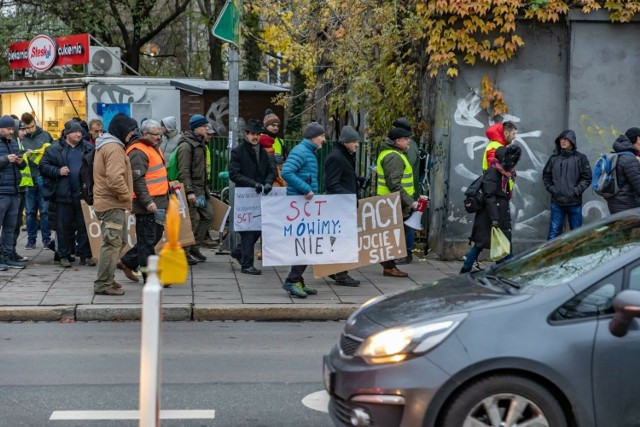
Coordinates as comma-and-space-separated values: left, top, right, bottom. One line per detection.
233, 186, 287, 231
261, 194, 358, 266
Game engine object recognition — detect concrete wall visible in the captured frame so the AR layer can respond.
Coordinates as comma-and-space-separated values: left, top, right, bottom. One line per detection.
430, 14, 640, 259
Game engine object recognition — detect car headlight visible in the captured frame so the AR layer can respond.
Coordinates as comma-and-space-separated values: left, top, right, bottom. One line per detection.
355, 313, 467, 364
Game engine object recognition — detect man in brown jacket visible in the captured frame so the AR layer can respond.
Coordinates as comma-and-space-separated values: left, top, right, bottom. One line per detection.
93, 113, 135, 296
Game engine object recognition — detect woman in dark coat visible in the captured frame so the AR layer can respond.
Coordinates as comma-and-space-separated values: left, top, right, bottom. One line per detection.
461, 145, 522, 273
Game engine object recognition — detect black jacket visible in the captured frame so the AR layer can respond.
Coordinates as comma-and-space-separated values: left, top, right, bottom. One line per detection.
0, 136, 26, 195
39, 138, 94, 203
542, 130, 592, 206
606, 135, 640, 214
324, 143, 360, 197
229, 139, 276, 188
469, 166, 512, 249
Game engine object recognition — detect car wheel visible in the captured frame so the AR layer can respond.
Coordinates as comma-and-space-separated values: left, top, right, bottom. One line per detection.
440, 374, 567, 427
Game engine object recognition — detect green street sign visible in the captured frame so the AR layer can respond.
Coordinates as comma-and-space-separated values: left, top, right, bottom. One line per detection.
211, 0, 239, 47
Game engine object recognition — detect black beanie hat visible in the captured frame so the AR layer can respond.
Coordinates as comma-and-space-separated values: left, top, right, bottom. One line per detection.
108, 113, 138, 143
387, 127, 411, 141
392, 117, 412, 132
625, 127, 640, 143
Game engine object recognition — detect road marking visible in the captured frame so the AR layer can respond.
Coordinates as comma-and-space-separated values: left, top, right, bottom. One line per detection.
50, 410, 215, 420
302, 390, 329, 413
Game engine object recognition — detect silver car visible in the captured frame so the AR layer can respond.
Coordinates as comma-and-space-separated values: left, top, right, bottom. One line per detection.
324, 209, 640, 427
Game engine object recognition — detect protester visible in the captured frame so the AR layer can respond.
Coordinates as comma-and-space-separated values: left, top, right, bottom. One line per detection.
482, 121, 517, 171
324, 125, 361, 286
92, 113, 136, 296
460, 145, 522, 274
280, 122, 325, 298
11, 118, 29, 263
376, 126, 416, 277
229, 119, 276, 275
0, 115, 27, 269
542, 130, 592, 239
88, 119, 103, 145
21, 112, 53, 250
176, 114, 214, 265
259, 109, 287, 187
159, 116, 181, 157
39, 120, 94, 268
605, 127, 640, 214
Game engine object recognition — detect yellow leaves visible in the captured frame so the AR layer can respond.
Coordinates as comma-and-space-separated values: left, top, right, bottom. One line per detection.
447, 67, 459, 78
481, 75, 510, 116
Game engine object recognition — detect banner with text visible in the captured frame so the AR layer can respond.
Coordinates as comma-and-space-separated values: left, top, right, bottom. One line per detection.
312, 193, 407, 278
261, 194, 358, 266
234, 186, 287, 231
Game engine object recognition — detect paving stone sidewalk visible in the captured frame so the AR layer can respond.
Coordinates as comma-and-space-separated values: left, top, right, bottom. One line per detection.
0, 237, 461, 322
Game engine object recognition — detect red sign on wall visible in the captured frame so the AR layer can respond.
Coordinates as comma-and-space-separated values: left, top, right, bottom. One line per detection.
8, 33, 90, 70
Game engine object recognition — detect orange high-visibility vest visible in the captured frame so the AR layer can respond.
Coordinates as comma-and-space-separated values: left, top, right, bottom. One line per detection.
126, 142, 169, 197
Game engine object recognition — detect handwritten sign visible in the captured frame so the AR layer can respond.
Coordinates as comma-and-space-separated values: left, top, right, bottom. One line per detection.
312, 193, 407, 278
261, 194, 358, 266
234, 187, 287, 231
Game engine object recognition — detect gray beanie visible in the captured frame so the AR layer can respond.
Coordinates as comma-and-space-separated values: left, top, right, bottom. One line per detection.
338, 126, 359, 144
392, 117, 412, 132
303, 122, 325, 139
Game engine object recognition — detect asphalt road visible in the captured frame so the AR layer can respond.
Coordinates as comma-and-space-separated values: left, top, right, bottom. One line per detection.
0, 321, 345, 426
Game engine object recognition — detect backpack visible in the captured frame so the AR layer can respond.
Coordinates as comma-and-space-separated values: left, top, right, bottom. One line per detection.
592, 151, 635, 199
80, 149, 95, 205
167, 140, 192, 181
464, 174, 485, 213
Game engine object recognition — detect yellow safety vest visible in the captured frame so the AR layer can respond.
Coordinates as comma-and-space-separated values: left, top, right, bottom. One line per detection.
482, 140, 504, 171
20, 142, 51, 187
206, 146, 212, 178
376, 149, 415, 196
273, 137, 283, 156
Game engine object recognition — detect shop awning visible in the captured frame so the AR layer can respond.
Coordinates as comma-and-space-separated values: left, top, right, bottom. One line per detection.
0, 78, 86, 94
170, 79, 289, 95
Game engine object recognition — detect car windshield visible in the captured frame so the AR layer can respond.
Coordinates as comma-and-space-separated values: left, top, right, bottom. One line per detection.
491, 216, 640, 291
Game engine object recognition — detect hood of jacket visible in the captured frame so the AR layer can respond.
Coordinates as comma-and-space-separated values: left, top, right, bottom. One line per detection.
95, 132, 124, 150
161, 116, 178, 136
485, 123, 506, 145
554, 130, 577, 154
613, 134, 638, 154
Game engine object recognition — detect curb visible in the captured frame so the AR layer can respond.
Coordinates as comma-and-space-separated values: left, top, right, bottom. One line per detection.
75, 304, 192, 321
0, 306, 75, 322
193, 304, 360, 321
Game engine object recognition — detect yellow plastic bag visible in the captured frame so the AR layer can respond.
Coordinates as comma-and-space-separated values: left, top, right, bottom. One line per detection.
490, 227, 511, 261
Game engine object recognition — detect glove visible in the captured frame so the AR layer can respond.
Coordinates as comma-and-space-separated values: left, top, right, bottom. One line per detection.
255, 183, 264, 194
263, 183, 272, 195
196, 194, 207, 208
491, 220, 499, 227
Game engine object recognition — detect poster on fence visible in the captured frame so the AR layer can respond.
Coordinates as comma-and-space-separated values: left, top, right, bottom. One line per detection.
81, 181, 195, 260
261, 194, 358, 266
234, 186, 287, 231
312, 192, 407, 278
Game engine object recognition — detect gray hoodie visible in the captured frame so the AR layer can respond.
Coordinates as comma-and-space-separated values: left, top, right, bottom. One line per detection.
160, 116, 181, 157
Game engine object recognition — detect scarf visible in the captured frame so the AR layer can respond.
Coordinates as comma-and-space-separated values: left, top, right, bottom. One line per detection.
490, 158, 516, 199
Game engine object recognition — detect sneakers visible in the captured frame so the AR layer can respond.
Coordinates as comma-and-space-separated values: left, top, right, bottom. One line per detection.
283, 281, 307, 298
25, 242, 36, 250
185, 252, 199, 265
11, 252, 28, 262
241, 266, 261, 275
0, 263, 7, 271
190, 248, 207, 262
4, 258, 26, 269
95, 287, 125, 296
118, 261, 140, 283
80, 258, 96, 266
111, 281, 123, 290
300, 278, 318, 295
60, 258, 71, 268
334, 275, 360, 287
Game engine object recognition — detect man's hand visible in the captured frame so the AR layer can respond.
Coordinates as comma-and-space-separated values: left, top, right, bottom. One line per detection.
147, 202, 158, 213
304, 191, 314, 200
263, 183, 272, 195
7, 154, 21, 164
491, 220, 499, 227
59, 166, 70, 176
255, 183, 263, 194
187, 193, 197, 206
410, 201, 419, 210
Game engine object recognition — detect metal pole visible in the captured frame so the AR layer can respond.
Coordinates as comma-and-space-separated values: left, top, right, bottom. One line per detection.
227, 1, 241, 249
139, 255, 163, 427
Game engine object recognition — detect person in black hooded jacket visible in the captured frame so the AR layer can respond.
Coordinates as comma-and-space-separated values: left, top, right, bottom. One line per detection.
542, 130, 592, 240
460, 145, 521, 274
606, 127, 640, 214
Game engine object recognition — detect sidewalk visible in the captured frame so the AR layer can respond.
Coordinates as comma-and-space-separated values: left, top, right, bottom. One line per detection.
0, 237, 461, 322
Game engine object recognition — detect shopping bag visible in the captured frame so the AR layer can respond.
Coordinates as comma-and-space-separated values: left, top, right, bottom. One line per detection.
490, 227, 511, 261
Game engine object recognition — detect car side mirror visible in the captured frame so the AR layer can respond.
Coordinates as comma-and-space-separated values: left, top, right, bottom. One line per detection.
609, 290, 640, 337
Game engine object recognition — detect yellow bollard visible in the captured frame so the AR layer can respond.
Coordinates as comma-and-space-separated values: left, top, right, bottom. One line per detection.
158, 194, 188, 285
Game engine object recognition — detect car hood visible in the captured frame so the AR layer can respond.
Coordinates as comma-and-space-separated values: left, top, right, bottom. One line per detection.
354, 276, 529, 332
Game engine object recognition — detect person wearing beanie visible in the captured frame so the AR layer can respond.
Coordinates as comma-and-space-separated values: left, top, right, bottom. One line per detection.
324, 125, 362, 287
229, 119, 276, 275
375, 125, 415, 278
279, 121, 326, 298
175, 114, 214, 265
605, 127, 640, 214
90, 113, 135, 295
0, 115, 27, 269
542, 130, 592, 240
259, 108, 287, 187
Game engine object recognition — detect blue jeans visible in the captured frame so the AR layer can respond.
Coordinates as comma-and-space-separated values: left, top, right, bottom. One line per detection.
404, 224, 415, 253
463, 242, 513, 271
547, 203, 582, 240
25, 177, 50, 245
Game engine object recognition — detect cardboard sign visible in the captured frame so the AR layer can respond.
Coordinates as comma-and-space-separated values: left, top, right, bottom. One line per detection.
233, 186, 287, 231
210, 196, 231, 233
312, 193, 407, 278
82, 181, 195, 260
261, 194, 358, 267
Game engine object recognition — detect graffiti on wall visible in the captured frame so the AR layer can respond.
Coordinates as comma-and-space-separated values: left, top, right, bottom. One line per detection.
205, 96, 246, 137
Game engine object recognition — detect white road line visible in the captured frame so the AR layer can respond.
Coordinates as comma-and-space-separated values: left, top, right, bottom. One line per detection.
50, 410, 215, 420
302, 390, 329, 413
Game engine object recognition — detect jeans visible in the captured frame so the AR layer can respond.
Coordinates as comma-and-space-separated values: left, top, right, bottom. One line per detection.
94, 209, 127, 292
232, 230, 261, 269
56, 198, 91, 259
286, 265, 307, 283
404, 224, 415, 253
121, 213, 164, 270
463, 243, 513, 271
25, 178, 50, 245
547, 203, 582, 240
0, 194, 19, 257
12, 192, 25, 248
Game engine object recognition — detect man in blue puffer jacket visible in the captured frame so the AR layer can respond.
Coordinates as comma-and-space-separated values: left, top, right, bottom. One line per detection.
280, 122, 325, 298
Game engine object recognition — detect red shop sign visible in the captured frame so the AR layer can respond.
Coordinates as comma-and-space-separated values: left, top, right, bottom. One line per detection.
8, 33, 90, 70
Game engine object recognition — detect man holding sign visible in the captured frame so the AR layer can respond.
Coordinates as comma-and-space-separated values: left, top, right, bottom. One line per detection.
229, 119, 276, 275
